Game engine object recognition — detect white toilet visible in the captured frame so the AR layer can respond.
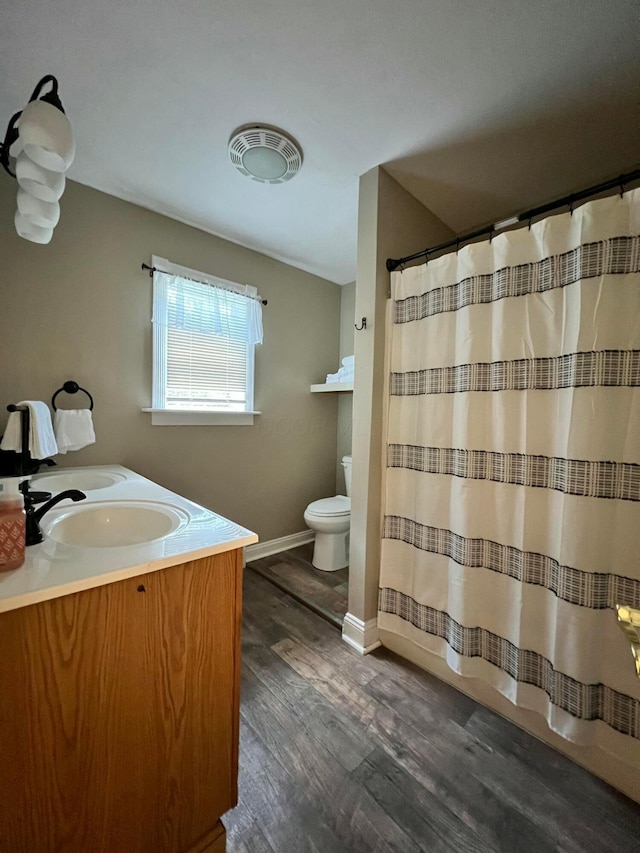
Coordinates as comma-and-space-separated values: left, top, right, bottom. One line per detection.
304, 455, 352, 572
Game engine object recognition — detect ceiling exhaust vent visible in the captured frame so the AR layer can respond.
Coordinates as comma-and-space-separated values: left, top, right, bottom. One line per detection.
228, 125, 302, 184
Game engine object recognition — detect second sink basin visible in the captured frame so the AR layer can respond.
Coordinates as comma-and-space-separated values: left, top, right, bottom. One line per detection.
43, 501, 189, 548
33, 470, 126, 493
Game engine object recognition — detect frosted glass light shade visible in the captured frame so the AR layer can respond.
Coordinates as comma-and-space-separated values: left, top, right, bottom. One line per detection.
15, 211, 53, 244
17, 188, 60, 227
18, 99, 75, 172
242, 147, 288, 180
16, 152, 65, 202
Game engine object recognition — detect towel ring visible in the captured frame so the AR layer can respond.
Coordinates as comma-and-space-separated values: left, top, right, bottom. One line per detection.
51, 380, 94, 411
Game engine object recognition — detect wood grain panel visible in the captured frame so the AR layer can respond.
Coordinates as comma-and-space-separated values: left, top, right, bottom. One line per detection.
0, 549, 242, 852
246, 543, 348, 626
239, 667, 420, 852
188, 820, 226, 852
226, 568, 640, 852
241, 632, 374, 773
272, 636, 377, 726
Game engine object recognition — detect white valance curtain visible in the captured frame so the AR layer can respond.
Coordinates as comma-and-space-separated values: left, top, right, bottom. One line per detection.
379, 189, 640, 765
152, 260, 263, 346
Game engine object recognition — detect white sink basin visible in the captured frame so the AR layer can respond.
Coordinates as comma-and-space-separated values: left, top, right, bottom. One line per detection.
43, 501, 188, 548
34, 471, 125, 493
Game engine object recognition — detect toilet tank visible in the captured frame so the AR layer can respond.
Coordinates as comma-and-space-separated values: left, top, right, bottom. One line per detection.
341, 455, 352, 497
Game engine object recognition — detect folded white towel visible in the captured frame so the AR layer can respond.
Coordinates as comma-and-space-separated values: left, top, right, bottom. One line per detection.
341, 355, 354, 368
326, 366, 354, 384
0, 400, 58, 459
54, 409, 96, 454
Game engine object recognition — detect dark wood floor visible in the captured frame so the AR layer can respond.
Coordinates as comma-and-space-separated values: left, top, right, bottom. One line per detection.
226, 567, 640, 853
247, 543, 348, 627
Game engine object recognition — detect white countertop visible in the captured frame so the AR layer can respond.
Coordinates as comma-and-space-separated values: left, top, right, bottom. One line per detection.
0, 465, 258, 614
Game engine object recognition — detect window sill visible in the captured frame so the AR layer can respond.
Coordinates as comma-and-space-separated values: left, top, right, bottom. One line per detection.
141, 408, 261, 426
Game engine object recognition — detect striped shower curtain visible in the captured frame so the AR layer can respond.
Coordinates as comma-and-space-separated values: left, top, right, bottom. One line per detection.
378, 188, 640, 765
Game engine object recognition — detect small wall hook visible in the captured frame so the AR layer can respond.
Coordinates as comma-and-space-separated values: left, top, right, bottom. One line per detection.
355, 317, 367, 331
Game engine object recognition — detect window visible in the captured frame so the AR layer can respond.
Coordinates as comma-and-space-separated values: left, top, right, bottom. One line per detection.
145, 257, 263, 425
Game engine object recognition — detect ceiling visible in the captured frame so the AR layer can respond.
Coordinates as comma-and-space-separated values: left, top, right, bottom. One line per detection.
1, 0, 639, 284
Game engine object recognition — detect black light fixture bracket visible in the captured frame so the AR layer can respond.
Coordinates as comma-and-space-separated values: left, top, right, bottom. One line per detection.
0, 75, 64, 178
0, 112, 21, 178
28, 75, 65, 112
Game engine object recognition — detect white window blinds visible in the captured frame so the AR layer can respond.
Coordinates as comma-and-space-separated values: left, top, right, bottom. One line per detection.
152, 260, 262, 412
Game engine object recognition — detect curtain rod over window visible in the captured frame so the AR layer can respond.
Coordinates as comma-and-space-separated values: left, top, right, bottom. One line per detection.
141, 262, 268, 305
386, 167, 640, 273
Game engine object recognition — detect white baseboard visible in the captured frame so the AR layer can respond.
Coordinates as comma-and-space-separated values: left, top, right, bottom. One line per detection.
342, 612, 381, 655
244, 530, 315, 563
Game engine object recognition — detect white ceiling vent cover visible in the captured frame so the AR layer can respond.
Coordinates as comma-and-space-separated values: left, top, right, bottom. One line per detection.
228, 125, 303, 184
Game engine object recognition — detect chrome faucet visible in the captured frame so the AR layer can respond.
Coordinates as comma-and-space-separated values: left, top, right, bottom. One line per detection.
22, 484, 86, 546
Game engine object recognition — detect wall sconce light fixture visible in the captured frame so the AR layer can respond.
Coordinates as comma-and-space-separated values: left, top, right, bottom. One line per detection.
0, 75, 75, 244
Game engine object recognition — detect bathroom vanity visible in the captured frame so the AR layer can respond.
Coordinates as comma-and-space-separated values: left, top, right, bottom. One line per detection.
0, 466, 257, 853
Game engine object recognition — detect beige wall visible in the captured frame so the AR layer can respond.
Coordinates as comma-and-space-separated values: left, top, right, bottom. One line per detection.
0, 180, 342, 543
336, 281, 355, 489
349, 168, 454, 628
339, 281, 356, 359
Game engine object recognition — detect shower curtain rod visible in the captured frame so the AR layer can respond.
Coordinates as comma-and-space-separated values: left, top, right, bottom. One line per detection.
386, 167, 640, 273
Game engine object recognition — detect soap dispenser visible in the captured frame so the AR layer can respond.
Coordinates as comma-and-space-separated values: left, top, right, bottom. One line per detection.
0, 478, 26, 571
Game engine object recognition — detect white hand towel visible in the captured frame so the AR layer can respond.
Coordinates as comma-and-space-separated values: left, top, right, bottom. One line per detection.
0, 400, 58, 459
54, 409, 96, 454
326, 368, 354, 384
341, 355, 354, 369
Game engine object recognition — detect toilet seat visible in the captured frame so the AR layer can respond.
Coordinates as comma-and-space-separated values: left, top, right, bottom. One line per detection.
305, 495, 350, 517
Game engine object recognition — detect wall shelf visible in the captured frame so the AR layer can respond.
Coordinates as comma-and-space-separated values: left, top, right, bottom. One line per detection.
310, 382, 353, 393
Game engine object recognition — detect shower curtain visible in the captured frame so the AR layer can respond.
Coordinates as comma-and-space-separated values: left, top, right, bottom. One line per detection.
378, 188, 640, 765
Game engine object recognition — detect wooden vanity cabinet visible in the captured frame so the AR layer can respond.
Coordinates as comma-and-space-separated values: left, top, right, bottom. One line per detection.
0, 548, 243, 852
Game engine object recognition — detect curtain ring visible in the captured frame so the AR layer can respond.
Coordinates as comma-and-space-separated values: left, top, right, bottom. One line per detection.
424, 250, 429, 266
528, 217, 532, 230
620, 177, 625, 198
455, 238, 460, 255
489, 228, 494, 244
568, 195, 574, 216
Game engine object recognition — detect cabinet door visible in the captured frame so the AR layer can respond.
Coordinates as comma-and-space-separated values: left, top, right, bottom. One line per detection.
0, 549, 242, 853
